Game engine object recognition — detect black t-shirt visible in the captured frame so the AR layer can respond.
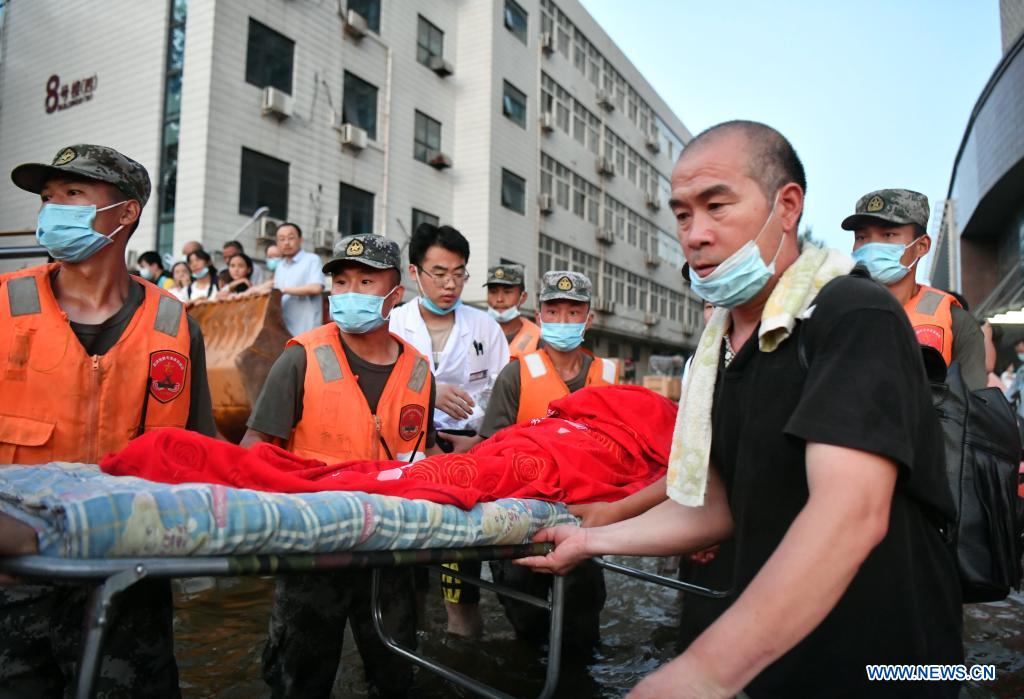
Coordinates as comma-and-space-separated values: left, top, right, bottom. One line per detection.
247, 337, 436, 449
711, 273, 962, 698
67, 278, 216, 436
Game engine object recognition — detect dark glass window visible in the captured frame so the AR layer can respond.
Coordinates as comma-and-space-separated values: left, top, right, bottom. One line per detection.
504, 0, 528, 44
239, 148, 289, 220
412, 208, 440, 232
414, 111, 442, 163
416, 15, 444, 66
347, 0, 381, 33
339, 183, 375, 238
245, 19, 294, 95
502, 80, 527, 128
342, 72, 378, 140
156, 0, 187, 254
501, 169, 526, 214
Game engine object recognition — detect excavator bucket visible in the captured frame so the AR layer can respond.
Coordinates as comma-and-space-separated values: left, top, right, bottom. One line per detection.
187, 290, 291, 442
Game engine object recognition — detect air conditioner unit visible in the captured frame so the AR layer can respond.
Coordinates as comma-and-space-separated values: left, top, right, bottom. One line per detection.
596, 156, 615, 177
595, 227, 615, 245
643, 312, 659, 326
540, 32, 554, 54
261, 86, 293, 119
645, 189, 660, 210
313, 227, 334, 253
428, 55, 453, 77
338, 123, 368, 150
343, 9, 368, 39
645, 129, 661, 153
592, 297, 615, 314
428, 151, 452, 170
644, 253, 660, 267
596, 90, 615, 111
539, 112, 555, 132
538, 193, 554, 214
257, 216, 282, 243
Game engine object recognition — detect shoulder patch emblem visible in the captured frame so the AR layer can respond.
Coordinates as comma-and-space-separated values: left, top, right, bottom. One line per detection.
53, 148, 77, 166
914, 325, 945, 355
557, 276, 573, 291
407, 356, 429, 393
346, 239, 365, 257
866, 195, 885, 213
149, 350, 188, 403
399, 404, 425, 441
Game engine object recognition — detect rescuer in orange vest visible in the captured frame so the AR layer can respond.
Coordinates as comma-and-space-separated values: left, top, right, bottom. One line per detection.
0, 144, 216, 698
484, 263, 540, 360
242, 233, 437, 698
843, 188, 986, 390
475, 270, 619, 655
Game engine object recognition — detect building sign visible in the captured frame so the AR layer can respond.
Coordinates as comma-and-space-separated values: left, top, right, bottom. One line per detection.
45, 74, 97, 114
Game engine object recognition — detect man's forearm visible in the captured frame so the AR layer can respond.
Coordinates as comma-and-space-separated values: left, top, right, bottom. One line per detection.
281, 283, 323, 296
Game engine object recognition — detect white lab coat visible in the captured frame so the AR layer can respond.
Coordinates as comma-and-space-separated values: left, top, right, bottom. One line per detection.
389, 299, 509, 432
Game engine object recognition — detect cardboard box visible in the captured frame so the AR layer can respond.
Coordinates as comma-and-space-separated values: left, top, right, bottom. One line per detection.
643, 375, 681, 400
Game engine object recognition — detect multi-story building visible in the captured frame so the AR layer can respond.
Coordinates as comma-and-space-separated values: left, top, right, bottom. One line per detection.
0, 0, 703, 368
930, 0, 1024, 322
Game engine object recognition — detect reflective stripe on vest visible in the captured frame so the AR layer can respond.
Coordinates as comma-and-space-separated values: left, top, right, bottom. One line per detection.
516, 349, 618, 423
0, 263, 192, 464
903, 285, 957, 366
286, 325, 432, 463
509, 319, 541, 361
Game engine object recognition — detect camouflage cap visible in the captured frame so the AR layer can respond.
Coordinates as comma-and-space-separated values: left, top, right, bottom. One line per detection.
538, 270, 592, 304
322, 233, 401, 274
483, 263, 525, 287
841, 189, 930, 231
11, 144, 151, 206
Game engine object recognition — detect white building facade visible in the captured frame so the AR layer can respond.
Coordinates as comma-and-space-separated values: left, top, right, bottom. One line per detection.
0, 0, 703, 365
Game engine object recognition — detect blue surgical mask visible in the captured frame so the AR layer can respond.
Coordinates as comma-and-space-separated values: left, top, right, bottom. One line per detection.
266, 258, 281, 271
1017, 353, 1024, 363
851, 241, 920, 285
36, 201, 128, 263
330, 287, 398, 334
541, 322, 586, 351
138, 267, 154, 281
193, 267, 209, 280
488, 305, 521, 323
688, 195, 784, 309
415, 269, 463, 316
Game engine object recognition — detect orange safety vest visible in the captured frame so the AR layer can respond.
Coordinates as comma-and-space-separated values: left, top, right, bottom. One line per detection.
516, 348, 619, 423
287, 324, 433, 463
0, 263, 192, 465
507, 318, 541, 361
903, 284, 959, 366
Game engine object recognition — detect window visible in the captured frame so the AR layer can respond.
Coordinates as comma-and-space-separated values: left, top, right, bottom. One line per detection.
338, 182, 374, 238
342, 71, 378, 140
412, 208, 439, 233
347, 0, 380, 33
239, 147, 289, 220
504, 0, 528, 44
416, 15, 444, 66
502, 81, 527, 128
501, 169, 526, 214
414, 111, 442, 163
245, 19, 294, 94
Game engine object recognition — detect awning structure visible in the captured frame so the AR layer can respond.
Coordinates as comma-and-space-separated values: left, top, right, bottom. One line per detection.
978, 263, 1024, 323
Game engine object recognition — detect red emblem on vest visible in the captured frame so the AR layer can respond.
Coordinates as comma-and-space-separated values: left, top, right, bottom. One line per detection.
149, 350, 188, 403
399, 404, 424, 441
914, 324, 944, 354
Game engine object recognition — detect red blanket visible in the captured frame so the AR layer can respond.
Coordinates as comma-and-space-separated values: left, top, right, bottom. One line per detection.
101, 385, 676, 508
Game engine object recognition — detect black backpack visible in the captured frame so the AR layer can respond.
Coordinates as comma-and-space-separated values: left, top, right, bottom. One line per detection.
927, 356, 1024, 602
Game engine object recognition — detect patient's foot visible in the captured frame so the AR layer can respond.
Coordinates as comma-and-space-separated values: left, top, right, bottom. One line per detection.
444, 601, 483, 637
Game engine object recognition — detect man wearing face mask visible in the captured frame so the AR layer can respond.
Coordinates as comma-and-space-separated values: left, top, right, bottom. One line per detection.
484, 263, 540, 360
137, 250, 176, 290
241, 233, 435, 698
844, 188, 986, 391
0, 144, 216, 697
518, 121, 962, 698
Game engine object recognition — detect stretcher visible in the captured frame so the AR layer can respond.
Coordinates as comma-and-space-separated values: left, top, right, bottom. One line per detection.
0, 463, 729, 699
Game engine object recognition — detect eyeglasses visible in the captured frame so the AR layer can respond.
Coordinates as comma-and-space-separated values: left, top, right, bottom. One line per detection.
417, 267, 470, 285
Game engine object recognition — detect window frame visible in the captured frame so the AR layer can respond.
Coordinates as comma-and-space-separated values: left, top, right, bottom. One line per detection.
501, 168, 526, 215
502, 80, 527, 128
416, 15, 444, 66
503, 0, 528, 44
342, 71, 379, 140
347, 0, 381, 33
244, 18, 295, 95
239, 147, 289, 220
412, 208, 440, 233
414, 110, 443, 163
338, 181, 375, 238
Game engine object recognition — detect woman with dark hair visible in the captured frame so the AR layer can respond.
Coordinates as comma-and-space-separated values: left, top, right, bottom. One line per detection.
217, 253, 255, 298
169, 261, 192, 302
186, 250, 218, 304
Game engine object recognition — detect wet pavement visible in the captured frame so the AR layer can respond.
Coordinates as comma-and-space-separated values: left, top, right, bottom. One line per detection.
173, 557, 1023, 697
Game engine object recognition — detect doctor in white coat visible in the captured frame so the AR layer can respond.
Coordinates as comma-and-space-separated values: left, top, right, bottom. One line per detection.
389, 222, 508, 637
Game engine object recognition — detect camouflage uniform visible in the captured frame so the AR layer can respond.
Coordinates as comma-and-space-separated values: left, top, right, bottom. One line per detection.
1, 146, 177, 699
839, 188, 930, 231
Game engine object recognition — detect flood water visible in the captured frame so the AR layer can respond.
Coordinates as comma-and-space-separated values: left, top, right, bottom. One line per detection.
172, 557, 1024, 697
